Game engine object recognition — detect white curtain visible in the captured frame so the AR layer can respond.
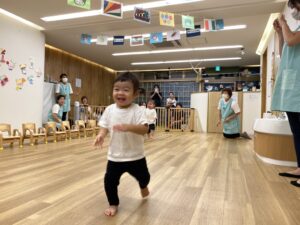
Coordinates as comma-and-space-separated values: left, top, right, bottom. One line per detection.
42, 82, 56, 124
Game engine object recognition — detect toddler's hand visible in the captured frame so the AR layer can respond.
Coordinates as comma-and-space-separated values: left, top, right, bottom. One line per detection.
94, 134, 104, 148
113, 124, 128, 132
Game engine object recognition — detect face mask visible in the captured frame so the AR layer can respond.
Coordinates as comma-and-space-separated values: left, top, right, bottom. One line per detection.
62, 78, 68, 83
222, 94, 230, 100
292, 8, 300, 20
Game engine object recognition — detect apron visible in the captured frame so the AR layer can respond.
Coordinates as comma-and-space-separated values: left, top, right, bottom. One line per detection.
271, 25, 300, 113
58, 83, 72, 112
220, 98, 240, 134
48, 104, 64, 128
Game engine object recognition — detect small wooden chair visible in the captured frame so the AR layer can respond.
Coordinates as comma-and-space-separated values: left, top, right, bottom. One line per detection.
87, 120, 100, 135
22, 123, 47, 146
76, 120, 94, 137
61, 121, 80, 140
45, 122, 67, 142
0, 124, 22, 150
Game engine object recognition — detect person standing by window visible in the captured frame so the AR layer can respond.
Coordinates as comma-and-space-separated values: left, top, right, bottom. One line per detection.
272, 0, 300, 187
56, 73, 73, 121
150, 85, 163, 107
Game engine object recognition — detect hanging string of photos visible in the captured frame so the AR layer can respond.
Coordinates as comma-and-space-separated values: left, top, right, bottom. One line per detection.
69, 0, 225, 46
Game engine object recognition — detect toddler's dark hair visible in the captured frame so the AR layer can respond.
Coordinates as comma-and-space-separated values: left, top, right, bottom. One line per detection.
288, 0, 300, 8
56, 95, 65, 103
114, 72, 139, 93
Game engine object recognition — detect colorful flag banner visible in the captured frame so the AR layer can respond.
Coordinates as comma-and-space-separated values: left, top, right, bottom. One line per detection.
67, 0, 91, 10
96, 35, 108, 45
113, 36, 125, 45
150, 32, 164, 44
182, 15, 195, 29
159, 11, 175, 27
167, 30, 181, 41
134, 7, 151, 24
130, 35, 144, 46
102, 0, 123, 19
80, 34, 92, 45
186, 25, 201, 38
204, 19, 217, 31
215, 19, 225, 30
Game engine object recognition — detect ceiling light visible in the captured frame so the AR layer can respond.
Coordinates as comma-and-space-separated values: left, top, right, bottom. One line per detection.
41, 0, 204, 22
113, 45, 243, 56
256, 13, 279, 55
131, 57, 242, 65
0, 8, 44, 30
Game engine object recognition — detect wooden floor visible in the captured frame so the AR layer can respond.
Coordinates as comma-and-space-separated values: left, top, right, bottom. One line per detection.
0, 133, 300, 225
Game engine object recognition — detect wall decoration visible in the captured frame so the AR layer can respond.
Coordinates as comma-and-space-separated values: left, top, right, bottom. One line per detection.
75, 78, 82, 88
0, 75, 9, 87
80, 34, 92, 45
1, 49, 6, 63
16, 78, 26, 91
166, 30, 181, 41
186, 25, 201, 38
35, 68, 42, 78
204, 19, 216, 31
96, 35, 108, 45
6, 60, 16, 71
159, 11, 175, 27
29, 57, 35, 69
102, 0, 123, 19
130, 35, 144, 46
150, 32, 163, 44
67, 0, 91, 10
113, 36, 125, 45
27, 75, 34, 85
215, 19, 225, 30
182, 15, 195, 29
134, 7, 151, 24
19, 64, 27, 75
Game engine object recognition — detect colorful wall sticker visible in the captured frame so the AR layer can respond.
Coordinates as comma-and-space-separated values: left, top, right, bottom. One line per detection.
0, 75, 9, 87
102, 0, 123, 19
16, 78, 26, 91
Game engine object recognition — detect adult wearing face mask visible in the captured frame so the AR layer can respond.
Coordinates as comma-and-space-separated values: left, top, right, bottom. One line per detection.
217, 88, 251, 139
272, 0, 300, 187
56, 73, 73, 121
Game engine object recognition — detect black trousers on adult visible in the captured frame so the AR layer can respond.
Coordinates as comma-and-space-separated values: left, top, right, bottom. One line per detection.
286, 112, 300, 167
62, 112, 68, 121
104, 158, 150, 206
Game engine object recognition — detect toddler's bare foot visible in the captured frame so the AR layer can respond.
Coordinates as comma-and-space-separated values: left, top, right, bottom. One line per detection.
141, 187, 150, 198
104, 205, 118, 217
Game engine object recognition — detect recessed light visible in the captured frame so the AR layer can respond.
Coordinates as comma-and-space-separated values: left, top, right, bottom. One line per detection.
131, 57, 242, 65
113, 45, 243, 56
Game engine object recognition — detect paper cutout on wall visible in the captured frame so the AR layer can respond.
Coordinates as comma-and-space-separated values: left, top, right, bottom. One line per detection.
102, 0, 123, 19
27, 75, 34, 85
35, 68, 42, 78
150, 32, 163, 44
0, 75, 9, 87
67, 0, 91, 10
204, 19, 216, 31
29, 57, 35, 69
159, 11, 175, 27
96, 35, 109, 45
6, 60, 16, 71
166, 30, 181, 41
113, 36, 125, 45
16, 78, 26, 91
134, 7, 151, 24
215, 19, 225, 30
75, 78, 82, 88
186, 25, 201, 38
1, 49, 6, 63
19, 64, 27, 75
182, 15, 195, 29
130, 35, 144, 46
80, 34, 92, 45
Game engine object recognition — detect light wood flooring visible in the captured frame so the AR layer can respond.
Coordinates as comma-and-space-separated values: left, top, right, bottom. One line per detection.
0, 132, 300, 225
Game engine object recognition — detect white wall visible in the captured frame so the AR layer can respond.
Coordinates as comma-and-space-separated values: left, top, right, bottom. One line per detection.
191, 93, 208, 132
242, 92, 261, 135
0, 14, 45, 129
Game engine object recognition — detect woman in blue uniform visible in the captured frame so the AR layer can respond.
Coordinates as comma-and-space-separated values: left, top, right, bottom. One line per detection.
272, 0, 300, 187
55, 73, 73, 121
217, 88, 251, 139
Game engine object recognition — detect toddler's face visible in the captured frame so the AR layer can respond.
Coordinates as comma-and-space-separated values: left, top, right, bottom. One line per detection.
147, 102, 155, 109
113, 81, 136, 108
58, 97, 65, 106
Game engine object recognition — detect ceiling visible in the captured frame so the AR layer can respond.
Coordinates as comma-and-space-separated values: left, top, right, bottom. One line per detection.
0, 0, 286, 71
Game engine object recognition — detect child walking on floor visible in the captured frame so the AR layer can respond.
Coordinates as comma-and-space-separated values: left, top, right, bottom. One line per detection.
145, 100, 157, 139
94, 72, 150, 217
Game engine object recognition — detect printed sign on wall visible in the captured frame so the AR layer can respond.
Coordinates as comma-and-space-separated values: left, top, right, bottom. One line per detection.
159, 11, 175, 27
67, 0, 91, 10
102, 0, 123, 19
134, 7, 151, 24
